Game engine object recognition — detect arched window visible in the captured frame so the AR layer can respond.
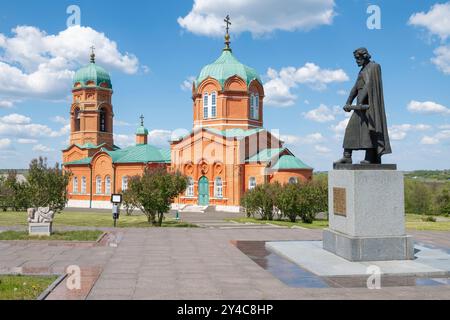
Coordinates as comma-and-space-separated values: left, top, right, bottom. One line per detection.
185, 177, 194, 197
99, 108, 107, 132
74, 108, 81, 132
122, 176, 128, 191
289, 177, 298, 184
203, 93, 209, 119
81, 176, 87, 194
250, 93, 259, 120
105, 176, 111, 195
249, 177, 257, 190
214, 177, 223, 198
96, 176, 102, 194
211, 92, 217, 118
73, 177, 78, 194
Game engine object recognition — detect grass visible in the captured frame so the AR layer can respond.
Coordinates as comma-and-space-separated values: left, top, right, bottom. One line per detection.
0, 211, 197, 228
0, 230, 103, 241
227, 217, 328, 229
405, 214, 450, 231
0, 275, 57, 300
229, 214, 450, 231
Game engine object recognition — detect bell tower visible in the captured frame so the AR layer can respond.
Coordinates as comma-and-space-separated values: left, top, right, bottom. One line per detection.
70, 48, 114, 148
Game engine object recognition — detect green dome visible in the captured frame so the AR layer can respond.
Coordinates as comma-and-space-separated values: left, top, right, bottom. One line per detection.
271, 155, 312, 170
73, 62, 112, 89
136, 125, 149, 135
196, 50, 262, 88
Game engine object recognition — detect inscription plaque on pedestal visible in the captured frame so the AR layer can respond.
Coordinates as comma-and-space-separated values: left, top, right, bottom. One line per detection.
333, 187, 346, 217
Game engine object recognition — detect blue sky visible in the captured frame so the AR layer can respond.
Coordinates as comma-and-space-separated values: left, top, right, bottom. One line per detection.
0, 0, 449, 171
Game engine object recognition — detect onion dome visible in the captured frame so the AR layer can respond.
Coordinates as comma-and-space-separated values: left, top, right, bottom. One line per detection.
73, 48, 112, 89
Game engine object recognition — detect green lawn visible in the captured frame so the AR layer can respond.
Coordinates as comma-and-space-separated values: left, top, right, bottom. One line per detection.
0, 230, 103, 241
229, 215, 450, 231
0, 211, 197, 228
228, 217, 328, 229
0, 275, 57, 300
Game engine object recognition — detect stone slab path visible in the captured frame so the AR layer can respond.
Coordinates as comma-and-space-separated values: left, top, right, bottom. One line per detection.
1, 222, 450, 300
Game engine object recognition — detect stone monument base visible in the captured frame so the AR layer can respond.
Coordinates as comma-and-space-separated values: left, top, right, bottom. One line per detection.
324, 166, 414, 262
28, 222, 52, 236
323, 229, 414, 261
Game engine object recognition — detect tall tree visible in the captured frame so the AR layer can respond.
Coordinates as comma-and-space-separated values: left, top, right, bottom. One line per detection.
128, 167, 187, 226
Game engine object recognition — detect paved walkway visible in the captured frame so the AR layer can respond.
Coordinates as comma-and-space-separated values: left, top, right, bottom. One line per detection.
1, 218, 450, 300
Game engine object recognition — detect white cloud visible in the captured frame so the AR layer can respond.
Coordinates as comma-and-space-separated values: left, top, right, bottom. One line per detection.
1, 113, 31, 124
0, 25, 139, 103
178, 0, 335, 37
0, 113, 68, 138
264, 63, 348, 107
114, 134, 134, 147
432, 45, 450, 74
408, 2, 450, 41
421, 130, 450, 145
331, 118, 350, 134
303, 104, 339, 123
280, 132, 324, 145
114, 119, 133, 127
407, 100, 450, 115
0, 100, 14, 108
148, 129, 172, 146
315, 145, 331, 154
337, 89, 347, 96
32, 144, 54, 153
51, 116, 69, 125
18, 138, 38, 144
0, 138, 12, 150
181, 76, 196, 91
389, 124, 431, 141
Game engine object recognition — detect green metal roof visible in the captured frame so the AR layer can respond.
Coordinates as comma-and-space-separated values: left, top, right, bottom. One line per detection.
73, 62, 112, 89
136, 125, 149, 135
246, 148, 285, 163
196, 50, 262, 88
64, 144, 170, 166
271, 155, 312, 170
106, 144, 170, 164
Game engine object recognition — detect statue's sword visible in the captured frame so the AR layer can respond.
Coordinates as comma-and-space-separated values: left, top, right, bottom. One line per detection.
349, 104, 370, 111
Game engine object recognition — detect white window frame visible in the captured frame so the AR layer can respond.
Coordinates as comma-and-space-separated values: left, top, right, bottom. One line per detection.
73, 177, 78, 194
122, 176, 128, 191
81, 176, 87, 194
203, 92, 209, 119
254, 94, 259, 120
96, 176, 102, 195
214, 177, 223, 198
249, 177, 257, 190
211, 92, 217, 118
105, 176, 111, 195
186, 177, 194, 197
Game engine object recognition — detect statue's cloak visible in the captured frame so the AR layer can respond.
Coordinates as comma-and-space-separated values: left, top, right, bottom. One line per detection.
343, 62, 392, 156
363, 62, 392, 156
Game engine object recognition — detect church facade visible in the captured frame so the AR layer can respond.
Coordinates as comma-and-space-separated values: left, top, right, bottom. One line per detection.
63, 34, 313, 211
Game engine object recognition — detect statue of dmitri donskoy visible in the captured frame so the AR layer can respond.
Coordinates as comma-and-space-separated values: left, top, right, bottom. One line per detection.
334, 48, 392, 165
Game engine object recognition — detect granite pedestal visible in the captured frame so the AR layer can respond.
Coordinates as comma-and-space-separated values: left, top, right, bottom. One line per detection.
28, 222, 52, 236
323, 164, 414, 261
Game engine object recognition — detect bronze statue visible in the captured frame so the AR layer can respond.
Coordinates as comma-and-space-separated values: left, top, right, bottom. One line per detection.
334, 48, 392, 165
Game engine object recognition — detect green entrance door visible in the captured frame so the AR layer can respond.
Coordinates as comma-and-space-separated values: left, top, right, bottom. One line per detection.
198, 176, 210, 206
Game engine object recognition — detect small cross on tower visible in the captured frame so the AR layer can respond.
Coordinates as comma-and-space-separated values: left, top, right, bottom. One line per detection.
90, 45, 96, 63
140, 114, 145, 126
224, 15, 232, 52
224, 15, 231, 34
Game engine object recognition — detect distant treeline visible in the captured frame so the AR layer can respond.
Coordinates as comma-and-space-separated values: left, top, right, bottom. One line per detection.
404, 170, 450, 181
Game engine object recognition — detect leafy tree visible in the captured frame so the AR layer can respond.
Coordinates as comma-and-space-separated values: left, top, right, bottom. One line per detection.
436, 188, 450, 215
274, 182, 301, 222
127, 167, 187, 226
241, 183, 279, 221
297, 180, 328, 223
0, 171, 30, 211
405, 179, 431, 215
122, 188, 137, 216
27, 157, 71, 213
